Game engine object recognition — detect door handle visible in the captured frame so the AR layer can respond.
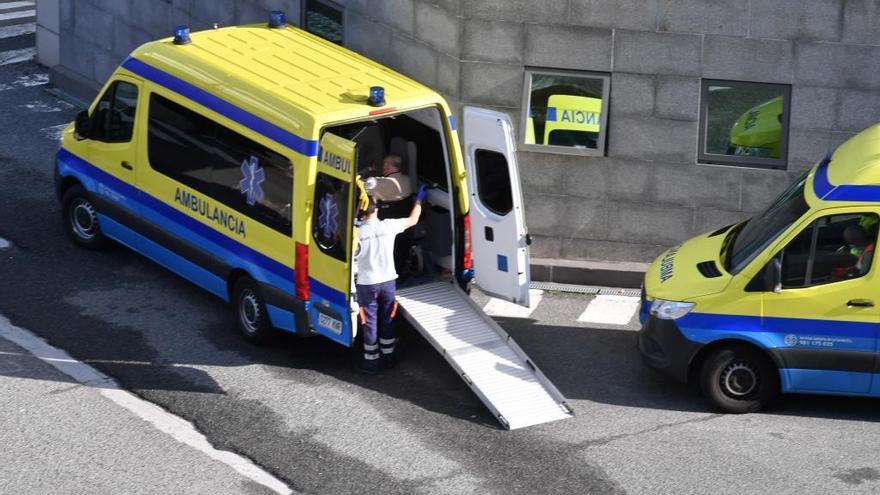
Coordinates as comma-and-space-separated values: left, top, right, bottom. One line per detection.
121, 161, 133, 170
847, 299, 874, 308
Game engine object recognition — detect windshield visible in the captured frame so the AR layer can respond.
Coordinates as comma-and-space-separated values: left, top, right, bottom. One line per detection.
725, 171, 810, 273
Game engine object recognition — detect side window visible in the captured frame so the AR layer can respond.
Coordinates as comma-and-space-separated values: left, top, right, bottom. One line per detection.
147, 93, 294, 236
312, 173, 350, 261
475, 150, 512, 216
779, 213, 878, 288
213, 126, 293, 235
148, 94, 216, 193
92, 81, 138, 143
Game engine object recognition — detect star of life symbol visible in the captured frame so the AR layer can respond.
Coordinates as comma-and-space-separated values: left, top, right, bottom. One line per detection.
784, 334, 799, 346
318, 192, 339, 240
239, 156, 265, 206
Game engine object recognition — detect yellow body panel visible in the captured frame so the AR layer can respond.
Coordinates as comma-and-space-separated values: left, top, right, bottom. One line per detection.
645, 124, 880, 323
542, 94, 602, 145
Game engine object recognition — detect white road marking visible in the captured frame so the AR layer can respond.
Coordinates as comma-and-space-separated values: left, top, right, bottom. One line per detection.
483, 289, 544, 318
0, 2, 35, 12
0, 237, 9, 249
19, 99, 74, 112
0, 47, 35, 66
0, 9, 34, 22
577, 295, 641, 325
0, 315, 293, 495
39, 123, 68, 141
0, 21, 34, 38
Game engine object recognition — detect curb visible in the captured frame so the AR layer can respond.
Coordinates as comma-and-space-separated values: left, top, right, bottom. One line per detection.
530, 258, 647, 289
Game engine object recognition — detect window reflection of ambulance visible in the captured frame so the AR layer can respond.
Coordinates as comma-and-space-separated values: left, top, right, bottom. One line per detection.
525, 94, 602, 147
727, 96, 783, 158
639, 124, 880, 413
54, 16, 532, 347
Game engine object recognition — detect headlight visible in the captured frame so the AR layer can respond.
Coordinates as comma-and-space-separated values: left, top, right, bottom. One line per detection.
650, 299, 695, 320
732, 145, 773, 158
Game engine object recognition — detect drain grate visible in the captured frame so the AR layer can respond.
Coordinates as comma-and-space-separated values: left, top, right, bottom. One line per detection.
530, 281, 640, 297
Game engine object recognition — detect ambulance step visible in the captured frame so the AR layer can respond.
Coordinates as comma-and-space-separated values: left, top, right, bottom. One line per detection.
396, 282, 574, 430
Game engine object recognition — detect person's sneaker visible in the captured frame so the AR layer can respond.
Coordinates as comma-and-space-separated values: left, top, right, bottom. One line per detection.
381, 353, 396, 369
360, 359, 379, 375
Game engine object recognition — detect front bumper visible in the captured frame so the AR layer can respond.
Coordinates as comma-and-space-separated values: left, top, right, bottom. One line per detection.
638, 311, 702, 383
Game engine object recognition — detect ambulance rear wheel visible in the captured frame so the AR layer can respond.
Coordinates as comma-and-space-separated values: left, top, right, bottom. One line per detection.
61, 185, 107, 250
232, 277, 272, 345
700, 345, 779, 414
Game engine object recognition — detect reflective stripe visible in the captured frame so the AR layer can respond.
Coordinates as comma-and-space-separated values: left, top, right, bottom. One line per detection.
380, 347, 394, 355
379, 338, 396, 345
364, 343, 379, 351
363, 353, 380, 360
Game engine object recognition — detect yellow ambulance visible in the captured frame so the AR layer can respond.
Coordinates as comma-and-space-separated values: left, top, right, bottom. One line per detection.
54, 15, 532, 348
640, 124, 880, 413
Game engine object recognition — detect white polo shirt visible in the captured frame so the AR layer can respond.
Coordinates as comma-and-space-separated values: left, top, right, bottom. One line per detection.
356, 218, 407, 285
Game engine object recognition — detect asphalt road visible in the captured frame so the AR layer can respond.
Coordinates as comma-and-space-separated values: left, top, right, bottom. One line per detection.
2, 57, 880, 494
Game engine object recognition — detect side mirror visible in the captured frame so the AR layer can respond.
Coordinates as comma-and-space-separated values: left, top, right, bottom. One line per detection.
764, 257, 782, 293
74, 110, 92, 140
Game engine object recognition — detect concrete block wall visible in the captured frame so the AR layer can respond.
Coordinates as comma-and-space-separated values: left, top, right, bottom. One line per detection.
49, 0, 880, 264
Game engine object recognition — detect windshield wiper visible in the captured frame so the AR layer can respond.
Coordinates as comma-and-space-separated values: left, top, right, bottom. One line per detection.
720, 221, 746, 270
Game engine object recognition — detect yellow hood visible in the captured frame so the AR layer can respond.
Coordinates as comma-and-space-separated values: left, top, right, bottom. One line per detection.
644, 228, 734, 301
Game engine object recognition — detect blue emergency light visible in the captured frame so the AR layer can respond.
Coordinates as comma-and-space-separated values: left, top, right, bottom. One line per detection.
173, 25, 191, 45
368, 86, 385, 107
268, 11, 286, 28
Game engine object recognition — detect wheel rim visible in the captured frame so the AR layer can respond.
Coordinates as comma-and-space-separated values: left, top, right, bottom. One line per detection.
238, 289, 261, 334
69, 198, 99, 240
720, 361, 759, 398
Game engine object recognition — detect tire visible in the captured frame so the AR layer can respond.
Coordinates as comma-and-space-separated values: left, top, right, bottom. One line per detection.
699, 345, 779, 413
231, 277, 273, 345
61, 185, 108, 250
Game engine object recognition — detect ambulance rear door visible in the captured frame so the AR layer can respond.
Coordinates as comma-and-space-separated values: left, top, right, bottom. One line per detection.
308, 132, 358, 345
462, 107, 531, 307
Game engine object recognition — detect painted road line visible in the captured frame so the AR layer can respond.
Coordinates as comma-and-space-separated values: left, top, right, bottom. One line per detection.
0, 237, 9, 249
20, 99, 75, 112
577, 295, 640, 325
0, 47, 35, 66
0, 21, 34, 39
0, 72, 48, 92
0, 9, 34, 22
0, 315, 293, 495
0, 2, 35, 12
483, 289, 544, 318
39, 123, 68, 141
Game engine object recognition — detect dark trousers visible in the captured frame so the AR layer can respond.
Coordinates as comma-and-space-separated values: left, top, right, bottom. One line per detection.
356, 280, 397, 362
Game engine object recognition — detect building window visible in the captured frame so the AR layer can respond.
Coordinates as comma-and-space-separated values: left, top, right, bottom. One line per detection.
520, 69, 610, 156
699, 80, 792, 169
302, 0, 344, 45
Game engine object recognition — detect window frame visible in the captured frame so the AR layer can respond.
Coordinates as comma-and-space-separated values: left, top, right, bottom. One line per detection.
698, 79, 792, 170
519, 67, 610, 157
301, 0, 345, 45
91, 80, 139, 144
777, 212, 878, 289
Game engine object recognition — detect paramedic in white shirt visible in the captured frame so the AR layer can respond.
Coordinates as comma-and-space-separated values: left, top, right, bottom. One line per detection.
355, 184, 426, 373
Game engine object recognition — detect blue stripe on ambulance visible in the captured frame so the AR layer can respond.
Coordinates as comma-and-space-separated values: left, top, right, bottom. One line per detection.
813, 157, 880, 202
120, 57, 319, 158
675, 311, 879, 395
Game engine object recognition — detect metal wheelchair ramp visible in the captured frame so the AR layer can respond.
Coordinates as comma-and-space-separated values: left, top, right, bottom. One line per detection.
396, 282, 574, 430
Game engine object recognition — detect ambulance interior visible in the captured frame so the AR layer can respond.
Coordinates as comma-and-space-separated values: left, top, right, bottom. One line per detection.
324, 107, 456, 288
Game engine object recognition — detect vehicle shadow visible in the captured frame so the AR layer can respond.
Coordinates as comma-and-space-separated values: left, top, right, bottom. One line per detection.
494, 315, 880, 422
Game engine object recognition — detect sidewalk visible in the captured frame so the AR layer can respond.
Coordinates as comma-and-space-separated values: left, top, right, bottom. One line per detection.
0, 318, 290, 495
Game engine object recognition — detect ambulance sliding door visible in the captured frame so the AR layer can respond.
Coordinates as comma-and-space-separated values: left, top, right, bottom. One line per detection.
308, 133, 357, 345
462, 107, 531, 307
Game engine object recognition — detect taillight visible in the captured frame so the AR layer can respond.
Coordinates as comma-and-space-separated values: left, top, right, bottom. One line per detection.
462, 214, 472, 270
295, 242, 309, 300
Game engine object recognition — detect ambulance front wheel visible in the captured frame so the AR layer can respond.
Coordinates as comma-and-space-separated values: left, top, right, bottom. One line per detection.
699, 345, 779, 414
232, 277, 273, 345
61, 185, 108, 250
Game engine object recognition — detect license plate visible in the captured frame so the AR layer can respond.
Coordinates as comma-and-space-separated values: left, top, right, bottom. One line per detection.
318, 312, 343, 334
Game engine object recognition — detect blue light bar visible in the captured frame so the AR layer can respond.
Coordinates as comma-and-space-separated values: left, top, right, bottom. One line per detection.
268, 11, 286, 28
173, 25, 191, 45
368, 86, 385, 107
